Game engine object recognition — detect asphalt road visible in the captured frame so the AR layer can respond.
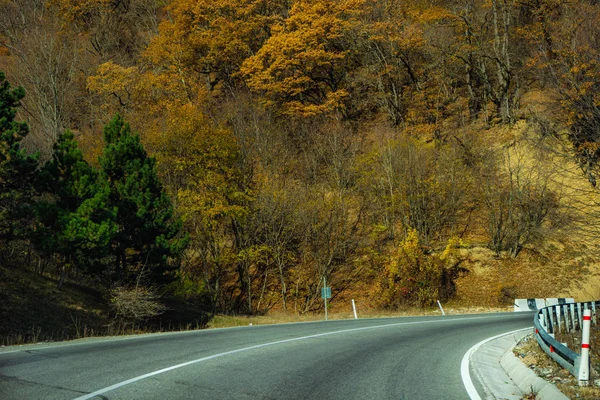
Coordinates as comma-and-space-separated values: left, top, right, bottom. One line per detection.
0, 312, 532, 399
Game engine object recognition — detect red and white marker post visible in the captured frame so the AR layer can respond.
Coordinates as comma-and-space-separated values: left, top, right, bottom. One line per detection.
579, 309, 592, 386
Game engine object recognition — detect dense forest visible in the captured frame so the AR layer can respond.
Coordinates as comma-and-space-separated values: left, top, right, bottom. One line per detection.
2, 0, 600, 338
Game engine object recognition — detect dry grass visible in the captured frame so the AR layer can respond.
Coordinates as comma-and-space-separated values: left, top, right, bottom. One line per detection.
453, 238, 600, 308
0, 266, 110, 346
206, 306, 512, 329
451, 118, 600, 307
514, 332, 600, 399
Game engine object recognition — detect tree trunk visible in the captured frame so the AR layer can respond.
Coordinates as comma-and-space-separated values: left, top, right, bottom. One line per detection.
276, 257, 287, 311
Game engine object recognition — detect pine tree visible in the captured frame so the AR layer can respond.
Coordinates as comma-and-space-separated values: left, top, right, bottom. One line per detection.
99, 114, 186, 283
0, 72, 38, 252
35, 131, 116, 287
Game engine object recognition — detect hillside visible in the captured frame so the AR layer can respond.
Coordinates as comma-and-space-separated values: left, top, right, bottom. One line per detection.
0, 265, 211, 345
2, 0, 600, 343
0, 266, 109, 345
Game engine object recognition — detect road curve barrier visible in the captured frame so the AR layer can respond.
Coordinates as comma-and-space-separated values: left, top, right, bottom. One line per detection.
533, 300, 597, 386
514, 298, 573, 312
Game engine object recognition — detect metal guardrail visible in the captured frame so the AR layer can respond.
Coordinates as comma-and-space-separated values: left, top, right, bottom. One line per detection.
533, 300, 597, 384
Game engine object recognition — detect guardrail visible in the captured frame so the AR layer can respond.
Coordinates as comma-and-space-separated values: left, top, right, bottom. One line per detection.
533, 300, 597, 385
514, 297, 573, 312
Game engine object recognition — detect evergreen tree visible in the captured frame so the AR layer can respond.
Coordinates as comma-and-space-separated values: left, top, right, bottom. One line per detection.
35, 131, 116, 287
0, 72, 38, 251
99, 114, 186, 283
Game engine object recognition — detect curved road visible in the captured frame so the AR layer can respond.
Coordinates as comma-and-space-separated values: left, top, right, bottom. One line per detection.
0, 312, 532, 399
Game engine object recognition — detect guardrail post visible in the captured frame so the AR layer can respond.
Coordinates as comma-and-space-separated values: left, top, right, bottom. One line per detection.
541, 308, 546, 330
579, 309, 592, 386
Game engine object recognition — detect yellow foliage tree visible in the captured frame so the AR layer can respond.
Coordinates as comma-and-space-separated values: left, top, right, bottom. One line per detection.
88, 57, 253, 311
87, 60, 197, 119
378, 229, 464, 308
144, 0, 290, 95
240, 0, 367, 117
151, 103, 252, 311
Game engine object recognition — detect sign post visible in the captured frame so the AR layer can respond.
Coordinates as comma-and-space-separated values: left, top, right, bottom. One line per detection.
321, 277, 331, 321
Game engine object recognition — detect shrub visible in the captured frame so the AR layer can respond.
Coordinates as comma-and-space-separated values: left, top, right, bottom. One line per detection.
109, 285, 165, 328
377, 229, 465, 308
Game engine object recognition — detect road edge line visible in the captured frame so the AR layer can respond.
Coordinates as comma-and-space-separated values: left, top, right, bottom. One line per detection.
461, 327, 531, 400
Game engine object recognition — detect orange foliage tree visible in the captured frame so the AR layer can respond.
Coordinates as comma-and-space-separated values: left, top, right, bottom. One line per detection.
240, 0, 367, 117
143, 0, 290, 96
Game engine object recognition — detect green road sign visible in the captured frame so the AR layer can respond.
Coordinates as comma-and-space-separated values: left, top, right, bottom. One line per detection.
321, 287, 331, 299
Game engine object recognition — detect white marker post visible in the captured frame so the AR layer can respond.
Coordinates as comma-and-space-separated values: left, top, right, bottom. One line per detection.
579, 309, 591, 386
352, 299, 358, 319
437, 300, 446, 316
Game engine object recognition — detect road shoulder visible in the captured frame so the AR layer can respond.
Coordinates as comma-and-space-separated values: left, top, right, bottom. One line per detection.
472, 329, 569, 399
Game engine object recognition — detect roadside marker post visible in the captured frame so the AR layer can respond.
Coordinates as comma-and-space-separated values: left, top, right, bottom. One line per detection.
321, 277, 331, 321
352, 299, 358, 319
579, 309, 591, 386
437, 300, 446, 316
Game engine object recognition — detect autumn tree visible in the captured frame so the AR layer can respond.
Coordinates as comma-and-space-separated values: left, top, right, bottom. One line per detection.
49, 0, 162, 65
246, 179, 307, 312
0, 0, 83, 155
359, 1, 453, 126
377, 229, 464, 308
294, 188, 363, 313
216, 95, 305, 314
479, 142, 561, 256
358, 132, 470, 245
137, 104, 253, 312
519, 1, 600, 187
442, 0, 527, 124
85, 1, 293, 147
144, 0, 290, 97
241, 0, 367, 117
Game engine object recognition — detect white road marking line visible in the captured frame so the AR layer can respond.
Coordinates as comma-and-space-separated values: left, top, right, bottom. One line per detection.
461, 327, 531, 400
2, 319, 325, 355
73, 314, 512, 400
0, 326, 239, 354
0, 349, 21, 354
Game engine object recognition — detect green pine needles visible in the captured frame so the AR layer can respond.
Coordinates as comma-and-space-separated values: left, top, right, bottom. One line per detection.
98, 114, 187, 283
0, 71, 186, 287
36, 115, 187, 286
35, 130, 116, 287
0, 72, 38, 247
